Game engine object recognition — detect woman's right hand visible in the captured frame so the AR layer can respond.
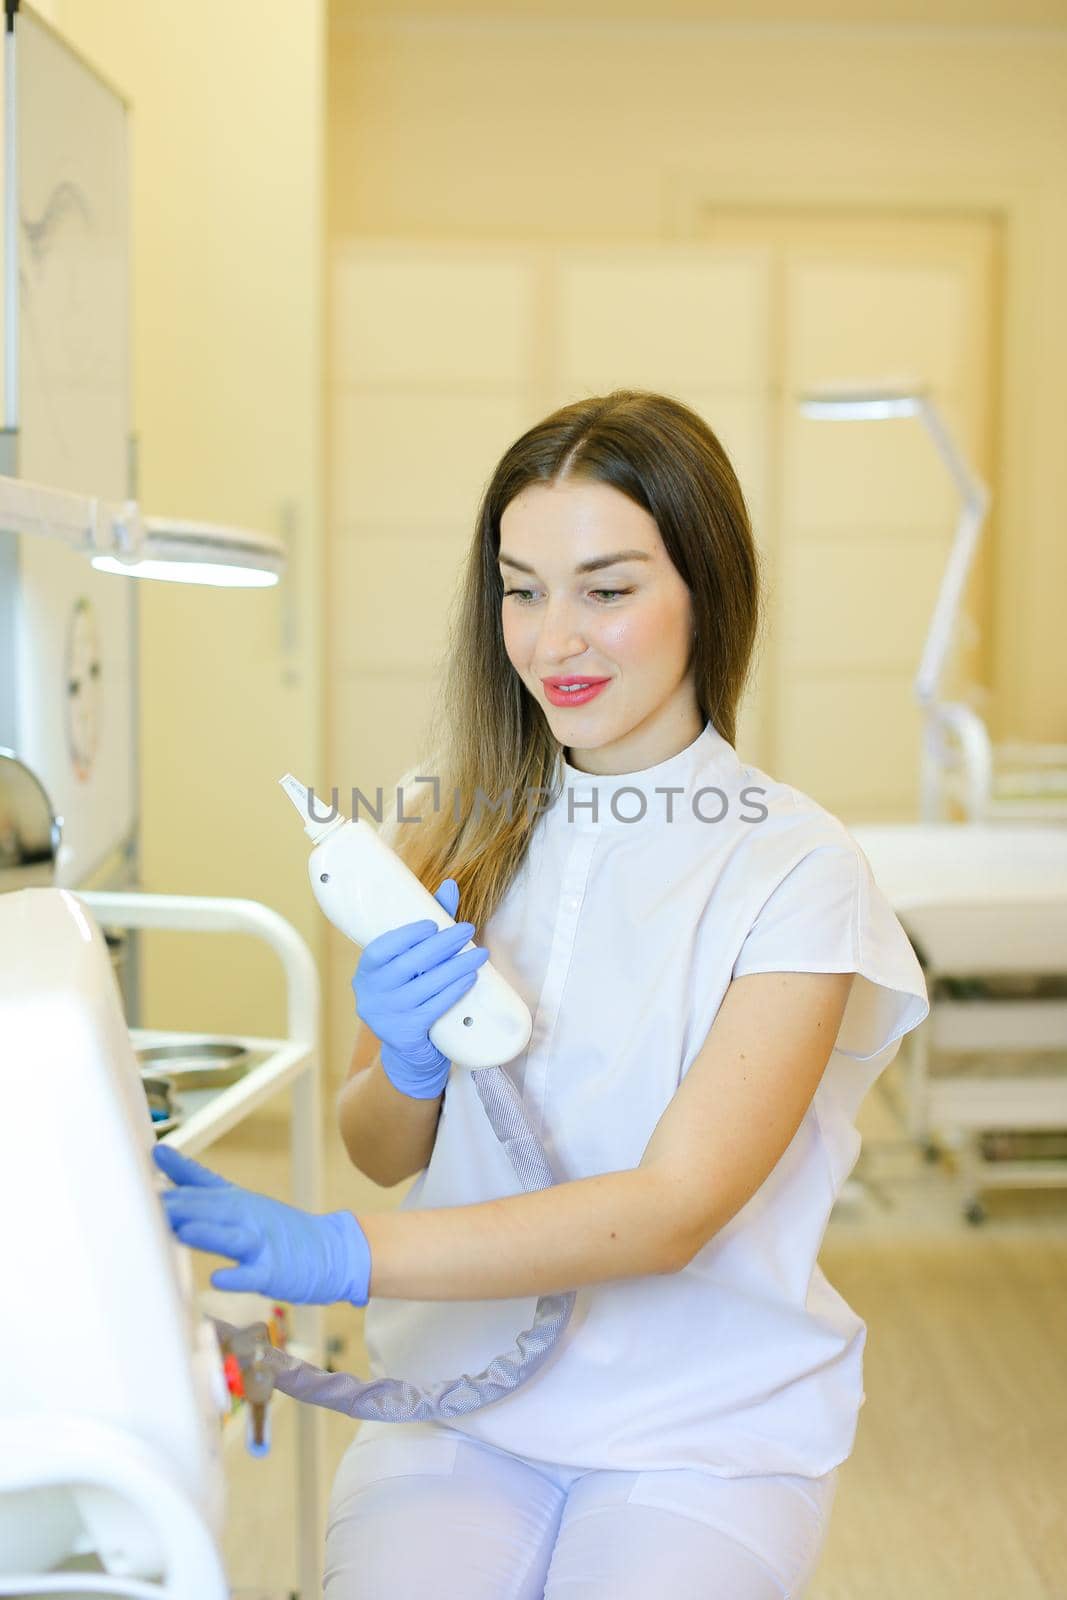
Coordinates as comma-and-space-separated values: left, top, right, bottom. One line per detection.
351, 879, 490, 1100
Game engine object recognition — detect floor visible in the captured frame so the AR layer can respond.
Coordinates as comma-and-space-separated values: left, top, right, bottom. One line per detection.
205, 1049, 1067, 1600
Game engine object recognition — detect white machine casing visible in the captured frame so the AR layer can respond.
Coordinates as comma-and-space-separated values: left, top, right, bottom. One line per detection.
0, 887, 228, 1589
286, 778, 532, 1069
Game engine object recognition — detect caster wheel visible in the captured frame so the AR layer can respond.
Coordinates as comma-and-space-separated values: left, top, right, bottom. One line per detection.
964, 1199, 986, 1226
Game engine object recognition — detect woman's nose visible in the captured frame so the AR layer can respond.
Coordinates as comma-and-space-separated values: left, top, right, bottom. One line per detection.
534, 600, 586, 658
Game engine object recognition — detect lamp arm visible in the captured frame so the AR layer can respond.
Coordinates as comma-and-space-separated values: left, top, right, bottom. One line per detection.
913, 399, 991, 707
0, 472, 283, 583
922, 700, 993, 822
916, 397, 989, 507
0, 471, 144, 560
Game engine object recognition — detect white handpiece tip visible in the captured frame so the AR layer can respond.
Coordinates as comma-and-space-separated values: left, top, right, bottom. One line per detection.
279, 773, 307, 810
278, 772, 346, 842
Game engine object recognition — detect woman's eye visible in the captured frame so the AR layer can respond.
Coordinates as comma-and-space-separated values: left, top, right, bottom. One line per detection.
502, 588, 632, 604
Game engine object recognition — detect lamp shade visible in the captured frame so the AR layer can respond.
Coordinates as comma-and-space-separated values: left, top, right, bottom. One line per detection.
0, 472, 287, 588
92, 518, 285, 588
798, 384, 926, 421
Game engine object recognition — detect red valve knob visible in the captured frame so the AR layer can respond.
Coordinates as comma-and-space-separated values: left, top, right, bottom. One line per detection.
223, 1352, 244, 1399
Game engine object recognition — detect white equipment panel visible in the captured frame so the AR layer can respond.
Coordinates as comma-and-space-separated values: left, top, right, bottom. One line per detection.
0, 7, 136, 888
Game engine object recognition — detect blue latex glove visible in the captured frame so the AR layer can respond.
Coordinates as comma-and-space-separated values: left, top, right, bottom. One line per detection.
352, 877, 490, 1100
153, 1143, 371, 1305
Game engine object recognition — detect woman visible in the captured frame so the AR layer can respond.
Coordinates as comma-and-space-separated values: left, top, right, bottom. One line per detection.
156, 391, 929, 1598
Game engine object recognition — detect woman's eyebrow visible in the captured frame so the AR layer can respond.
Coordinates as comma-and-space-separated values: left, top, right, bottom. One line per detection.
498, 550, 652, 575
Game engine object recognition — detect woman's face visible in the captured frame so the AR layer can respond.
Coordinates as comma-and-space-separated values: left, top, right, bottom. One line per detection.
498, 477, 701, 774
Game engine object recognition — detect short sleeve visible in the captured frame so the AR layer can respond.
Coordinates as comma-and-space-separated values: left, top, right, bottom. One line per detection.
731, 841, 930, 1063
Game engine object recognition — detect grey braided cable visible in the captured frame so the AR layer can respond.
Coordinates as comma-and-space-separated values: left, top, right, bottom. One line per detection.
213, 1063, 576, 1422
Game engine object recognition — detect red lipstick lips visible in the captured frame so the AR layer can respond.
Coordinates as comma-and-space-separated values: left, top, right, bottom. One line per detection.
541, 676, 611, 707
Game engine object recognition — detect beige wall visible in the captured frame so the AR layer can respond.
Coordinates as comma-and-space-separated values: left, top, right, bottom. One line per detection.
29, 6, 1064, 1075
328, 11, 1067, 755
46, 1, 326, 1046
324, 225, 998, 1076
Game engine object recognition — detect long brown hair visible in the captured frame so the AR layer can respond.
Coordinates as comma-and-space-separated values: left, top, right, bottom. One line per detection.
390, 390, 762, 934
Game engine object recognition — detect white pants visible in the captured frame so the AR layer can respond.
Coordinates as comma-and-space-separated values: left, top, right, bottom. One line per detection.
324, 1420, 839, 1599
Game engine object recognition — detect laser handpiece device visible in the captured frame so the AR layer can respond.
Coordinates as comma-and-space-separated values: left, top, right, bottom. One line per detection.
278, 774, 532, 1069
259, 771, 576, 1425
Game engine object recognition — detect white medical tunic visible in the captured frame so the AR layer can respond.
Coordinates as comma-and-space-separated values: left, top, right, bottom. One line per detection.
363, 721, 929, 1477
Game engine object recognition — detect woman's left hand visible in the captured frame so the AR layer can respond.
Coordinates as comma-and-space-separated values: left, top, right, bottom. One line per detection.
152, 1143, 371, 1306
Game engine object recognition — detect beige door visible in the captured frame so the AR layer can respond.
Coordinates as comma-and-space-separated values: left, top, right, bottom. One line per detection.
329, 243, 540, 1067
696, 209, 1000, 820
548, 245, 776, 768
328, 225, 997, 1066
330, 226, 997, 809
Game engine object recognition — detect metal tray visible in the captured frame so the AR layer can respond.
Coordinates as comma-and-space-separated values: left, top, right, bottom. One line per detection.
136, 1040, 254, 1090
